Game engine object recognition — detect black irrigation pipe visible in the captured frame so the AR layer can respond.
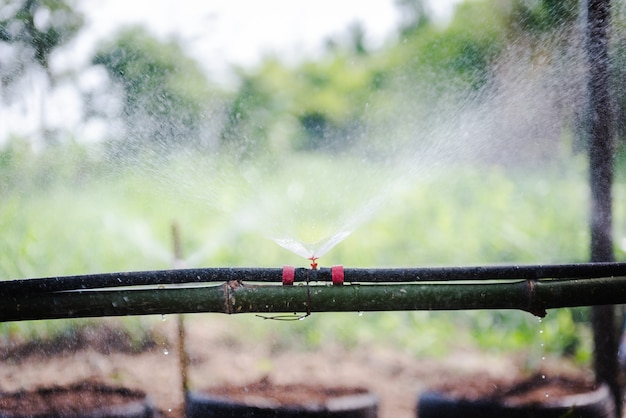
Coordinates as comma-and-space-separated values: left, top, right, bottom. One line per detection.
1, 262, 626, 322
2, 262, 626, 298
2, 275, 626, 322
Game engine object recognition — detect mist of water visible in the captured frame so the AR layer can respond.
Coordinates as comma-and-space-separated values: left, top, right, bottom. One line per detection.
112, 22, 587, 267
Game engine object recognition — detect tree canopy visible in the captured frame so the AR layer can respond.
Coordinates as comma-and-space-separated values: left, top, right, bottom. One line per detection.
1, 0, 624, 155
0, 0, 83, 78
92, 27, 216, 152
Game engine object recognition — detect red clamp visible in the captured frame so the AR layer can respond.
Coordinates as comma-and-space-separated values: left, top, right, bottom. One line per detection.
282, 265, 295, 286
331, 265, 344, 286
308, 256, 319, 270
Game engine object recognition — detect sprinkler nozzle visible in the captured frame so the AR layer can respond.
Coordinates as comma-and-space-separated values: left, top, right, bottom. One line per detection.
308, 256, 319, 270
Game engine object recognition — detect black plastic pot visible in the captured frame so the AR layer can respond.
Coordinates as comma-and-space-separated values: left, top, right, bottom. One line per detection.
186, 385, 378, 418
417, 382, 614, 418
0, 382, 155, 418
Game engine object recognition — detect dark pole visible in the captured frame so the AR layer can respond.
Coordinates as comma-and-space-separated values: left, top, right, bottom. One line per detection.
585, 0, 620, 414
587, 0, 614, 261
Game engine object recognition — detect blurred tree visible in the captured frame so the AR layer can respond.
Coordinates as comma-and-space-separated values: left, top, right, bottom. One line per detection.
0, 0, 84, 142
92, 27, 215, 153
388, 0, 506, 105
0, 0, 83, 82
220, 59, 291, 158
347, 21, 368, 56
395, 0, 430, 35
509, 0, 579, 34
222, 51, 379, 155
223, 1, 511, 156
222, 0, 597, 159
292, 55, 375, 150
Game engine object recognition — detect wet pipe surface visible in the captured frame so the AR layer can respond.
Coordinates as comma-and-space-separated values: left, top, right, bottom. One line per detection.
1, 262, 626, 321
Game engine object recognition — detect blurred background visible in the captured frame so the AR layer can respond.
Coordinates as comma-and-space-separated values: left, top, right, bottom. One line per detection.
1, 0, 626, 415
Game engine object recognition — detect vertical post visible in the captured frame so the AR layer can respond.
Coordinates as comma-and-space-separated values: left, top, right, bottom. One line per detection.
587, 0, 614, 261
585, 0, 621, 414
172, 222, 190, 414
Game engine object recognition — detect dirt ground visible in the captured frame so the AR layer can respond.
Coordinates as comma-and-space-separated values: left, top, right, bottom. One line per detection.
0, 316, 596, 418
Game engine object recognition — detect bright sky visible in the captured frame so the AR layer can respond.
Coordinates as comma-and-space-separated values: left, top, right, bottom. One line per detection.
75, 0, 459, 82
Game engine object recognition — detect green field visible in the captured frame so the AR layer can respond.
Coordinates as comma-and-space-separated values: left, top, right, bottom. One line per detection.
1, 144, 623, 367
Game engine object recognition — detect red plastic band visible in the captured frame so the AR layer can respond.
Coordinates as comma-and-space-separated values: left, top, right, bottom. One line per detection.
331, 265, 344, 286
282, 265, 295, 286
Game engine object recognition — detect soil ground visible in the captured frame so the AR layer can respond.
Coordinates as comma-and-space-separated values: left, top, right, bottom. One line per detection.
0, 316, 599, 417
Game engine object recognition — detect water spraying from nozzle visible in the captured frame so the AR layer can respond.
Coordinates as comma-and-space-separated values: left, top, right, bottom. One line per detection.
271, 230, 350, 263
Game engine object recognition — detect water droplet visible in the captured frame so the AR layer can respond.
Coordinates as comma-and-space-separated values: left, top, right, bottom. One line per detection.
163, 348, 169, 355
545, 393, 550, 398
539, 329, 544, 334
161, 314, 166, 322
168, 408, 172, 412
541, 374, 546, 379
542, 356, 546, 361
358, 311, 364, 317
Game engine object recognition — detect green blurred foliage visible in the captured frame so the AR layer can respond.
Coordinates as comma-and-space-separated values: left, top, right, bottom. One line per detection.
509, 0, 579, 34
0, 0, 84, 143
221, 52, 379, 156
0, 0, 84, 73
220, 0, 585, 157
0, 135, 103, 195
395, 0, 430, 35
2, 0, 626, 369
92, 26, 217, 153
392, 1, 507, 92
0, 142, 616, 365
